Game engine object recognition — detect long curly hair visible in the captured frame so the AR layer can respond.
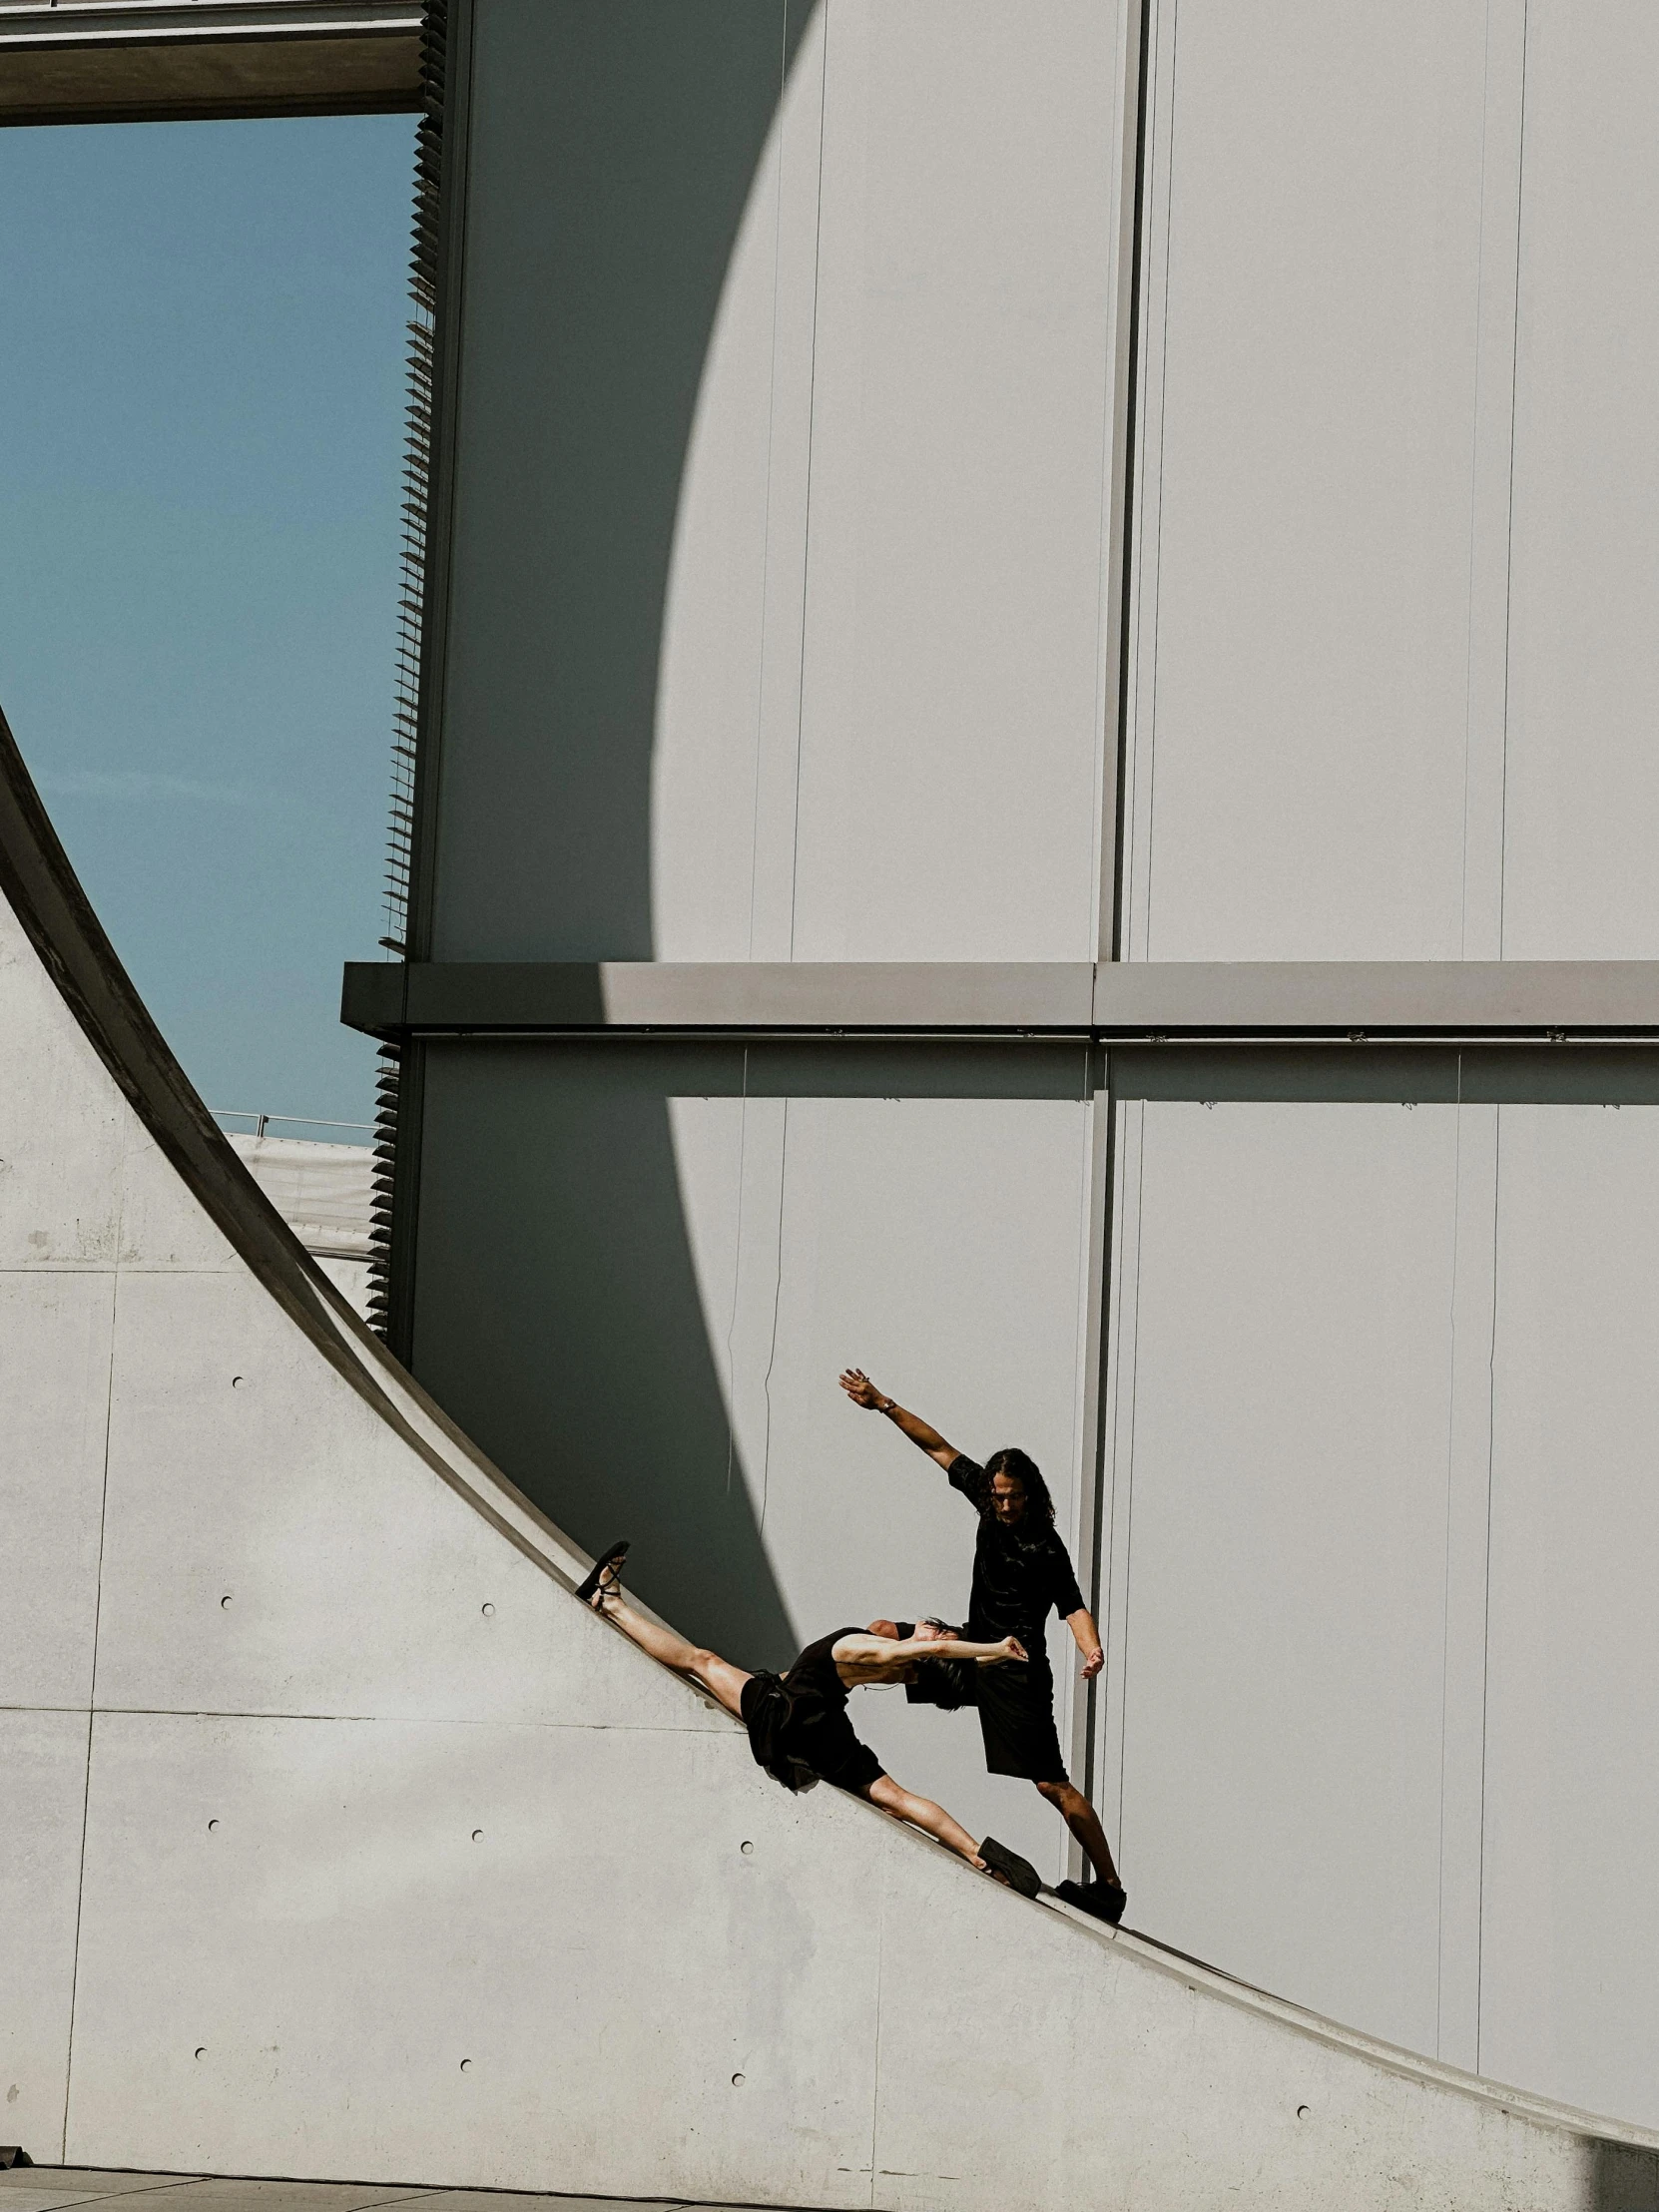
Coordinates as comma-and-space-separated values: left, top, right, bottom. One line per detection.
983, 1446, 1055, 1526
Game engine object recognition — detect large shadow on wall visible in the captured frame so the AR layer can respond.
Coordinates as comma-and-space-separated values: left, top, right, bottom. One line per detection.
433, 0, 818, 958
412, 2, 819, 1665
409, 1042, 1097, 1670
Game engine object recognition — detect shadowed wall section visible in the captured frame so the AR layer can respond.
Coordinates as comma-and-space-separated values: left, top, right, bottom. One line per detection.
401, 1, 1129, 1763
429, 0, 816, 961
408, 0, 823, 1666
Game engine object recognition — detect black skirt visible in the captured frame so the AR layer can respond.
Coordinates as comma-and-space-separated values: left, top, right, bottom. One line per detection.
970, 1659, 1070, 1785
740, 1669, 885, 1796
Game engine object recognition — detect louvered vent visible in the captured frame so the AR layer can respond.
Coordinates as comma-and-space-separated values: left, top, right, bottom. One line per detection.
368, 0, 446, 1341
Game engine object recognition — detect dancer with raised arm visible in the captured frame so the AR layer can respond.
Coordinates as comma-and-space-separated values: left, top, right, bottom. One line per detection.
575, 1542, 1043, 1897
837, 1371, 1127, 1925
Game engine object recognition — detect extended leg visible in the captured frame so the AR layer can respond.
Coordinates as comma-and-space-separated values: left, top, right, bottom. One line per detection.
593, 1581, 751, 1721
865, 1774, 987, 1871
1036, 1778, 1120, 1887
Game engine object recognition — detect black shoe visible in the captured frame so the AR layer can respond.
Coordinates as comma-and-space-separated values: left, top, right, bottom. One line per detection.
574, 1540, 630, 1605
978, 1836, 1042, 1899
1055, 1877, 1127, 1926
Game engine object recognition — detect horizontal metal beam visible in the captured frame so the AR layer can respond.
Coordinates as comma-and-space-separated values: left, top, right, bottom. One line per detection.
0, 3, 420, 123
340, 959, 1659, 1044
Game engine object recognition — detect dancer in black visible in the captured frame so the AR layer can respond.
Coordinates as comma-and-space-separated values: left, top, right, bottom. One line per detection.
579, 1545, 1042, 1897
839, 1370, 1128, 1925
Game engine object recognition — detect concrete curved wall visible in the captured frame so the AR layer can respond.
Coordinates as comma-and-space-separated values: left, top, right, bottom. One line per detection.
6, 711, 1659, 2208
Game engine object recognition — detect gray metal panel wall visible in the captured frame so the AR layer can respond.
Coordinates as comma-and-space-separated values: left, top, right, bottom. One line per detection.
428, 0, 1129, 964
1123, 0, 1659, 964
1097, 1057, 1659, 2122
396, 0, 1659, 2126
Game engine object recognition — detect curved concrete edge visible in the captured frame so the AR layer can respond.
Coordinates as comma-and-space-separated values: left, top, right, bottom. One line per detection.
1075, 1912, 1659, 2160
0, 705, 594, 1598
4, 702, 1659, 2210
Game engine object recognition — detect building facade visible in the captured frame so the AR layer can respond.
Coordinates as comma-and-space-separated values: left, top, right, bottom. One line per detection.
334, 0, 1659, 2128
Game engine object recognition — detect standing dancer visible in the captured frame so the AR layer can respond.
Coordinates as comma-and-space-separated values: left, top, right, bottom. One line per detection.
837, 1371, 1127, 1925
576, 1543, 1043, 1897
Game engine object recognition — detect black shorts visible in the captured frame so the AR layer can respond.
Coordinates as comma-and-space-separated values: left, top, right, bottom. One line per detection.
740, 1673, 885, 1796
972, 1660, 1069, 1785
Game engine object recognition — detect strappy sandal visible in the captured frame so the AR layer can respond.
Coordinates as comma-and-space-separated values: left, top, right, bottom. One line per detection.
575, 1540, 630, 1606
978, 1835, 1041, 1899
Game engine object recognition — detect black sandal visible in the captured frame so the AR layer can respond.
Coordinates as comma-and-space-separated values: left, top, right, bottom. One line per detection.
978, 1835, 1042, 1900
1055, 1877, 1127, 1926
575, 1540, 630, 1606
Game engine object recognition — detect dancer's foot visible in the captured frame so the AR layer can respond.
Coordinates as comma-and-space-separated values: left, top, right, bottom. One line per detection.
1055, 1877, 1127, 1926
575, 1540, 630, 1607
978, 1836, 1042, 1900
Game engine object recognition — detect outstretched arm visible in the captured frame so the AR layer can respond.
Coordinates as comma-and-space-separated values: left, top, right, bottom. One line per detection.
833, 1632, 1028, 1670
838, 1370, 958, 1468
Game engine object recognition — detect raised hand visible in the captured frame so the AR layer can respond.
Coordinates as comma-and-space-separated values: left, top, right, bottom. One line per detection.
838, 1368, 884, 1409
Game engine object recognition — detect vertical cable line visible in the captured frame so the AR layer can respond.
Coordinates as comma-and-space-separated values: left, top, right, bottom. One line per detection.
1109, 0, 1155, 966
1435, 1052, 1465, 2054
1473, 1102, 1501, 2074
369, 0, 447, 1340
1083, 0, 1152, 1835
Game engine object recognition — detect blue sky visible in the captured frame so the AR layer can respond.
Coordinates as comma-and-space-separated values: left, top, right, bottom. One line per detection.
0, 115, 416, 1138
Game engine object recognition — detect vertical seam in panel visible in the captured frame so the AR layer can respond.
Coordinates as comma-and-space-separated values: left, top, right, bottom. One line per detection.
1137, 0, 1180, 962
786, 3, 830, 962
1081, 1051, 1116, 1813
865, 1826, 886, 2208
757, 1098, 790, 1535
1064, 1057, 1101, 1837
1109, 0, 1153, 965
61, 1139, 126, 2160
1115, 1104, 1148, 1844
745, 2, 794, 961
1435, 1055, 1465, 2055
1495, 8, 1529, 959
1474, 1103, 1502, 2074
724, 1050, 751, 1500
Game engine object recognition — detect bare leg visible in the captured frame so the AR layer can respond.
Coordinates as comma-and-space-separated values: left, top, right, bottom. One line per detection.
593, 1581, 752, 1722
1036, 1778, 1120, 1887
865, 1774, 988, 1871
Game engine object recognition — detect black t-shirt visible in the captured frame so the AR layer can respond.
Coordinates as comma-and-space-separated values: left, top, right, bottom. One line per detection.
947, 1454, 1085, 1667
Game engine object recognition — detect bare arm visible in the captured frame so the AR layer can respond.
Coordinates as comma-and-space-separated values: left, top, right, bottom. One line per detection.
832, 1632, 1028, 1671
838, 1369, 958, 1469
1065, 1607, 1105, 1682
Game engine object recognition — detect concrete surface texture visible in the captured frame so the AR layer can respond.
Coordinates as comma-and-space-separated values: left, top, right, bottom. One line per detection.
7, 719, 1659, 2211
0, 2174, 694, 2212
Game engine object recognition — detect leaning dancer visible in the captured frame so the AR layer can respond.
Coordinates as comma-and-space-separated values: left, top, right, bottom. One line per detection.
838, 1371, 1128, 1926
576, 1543, 1042, 1897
